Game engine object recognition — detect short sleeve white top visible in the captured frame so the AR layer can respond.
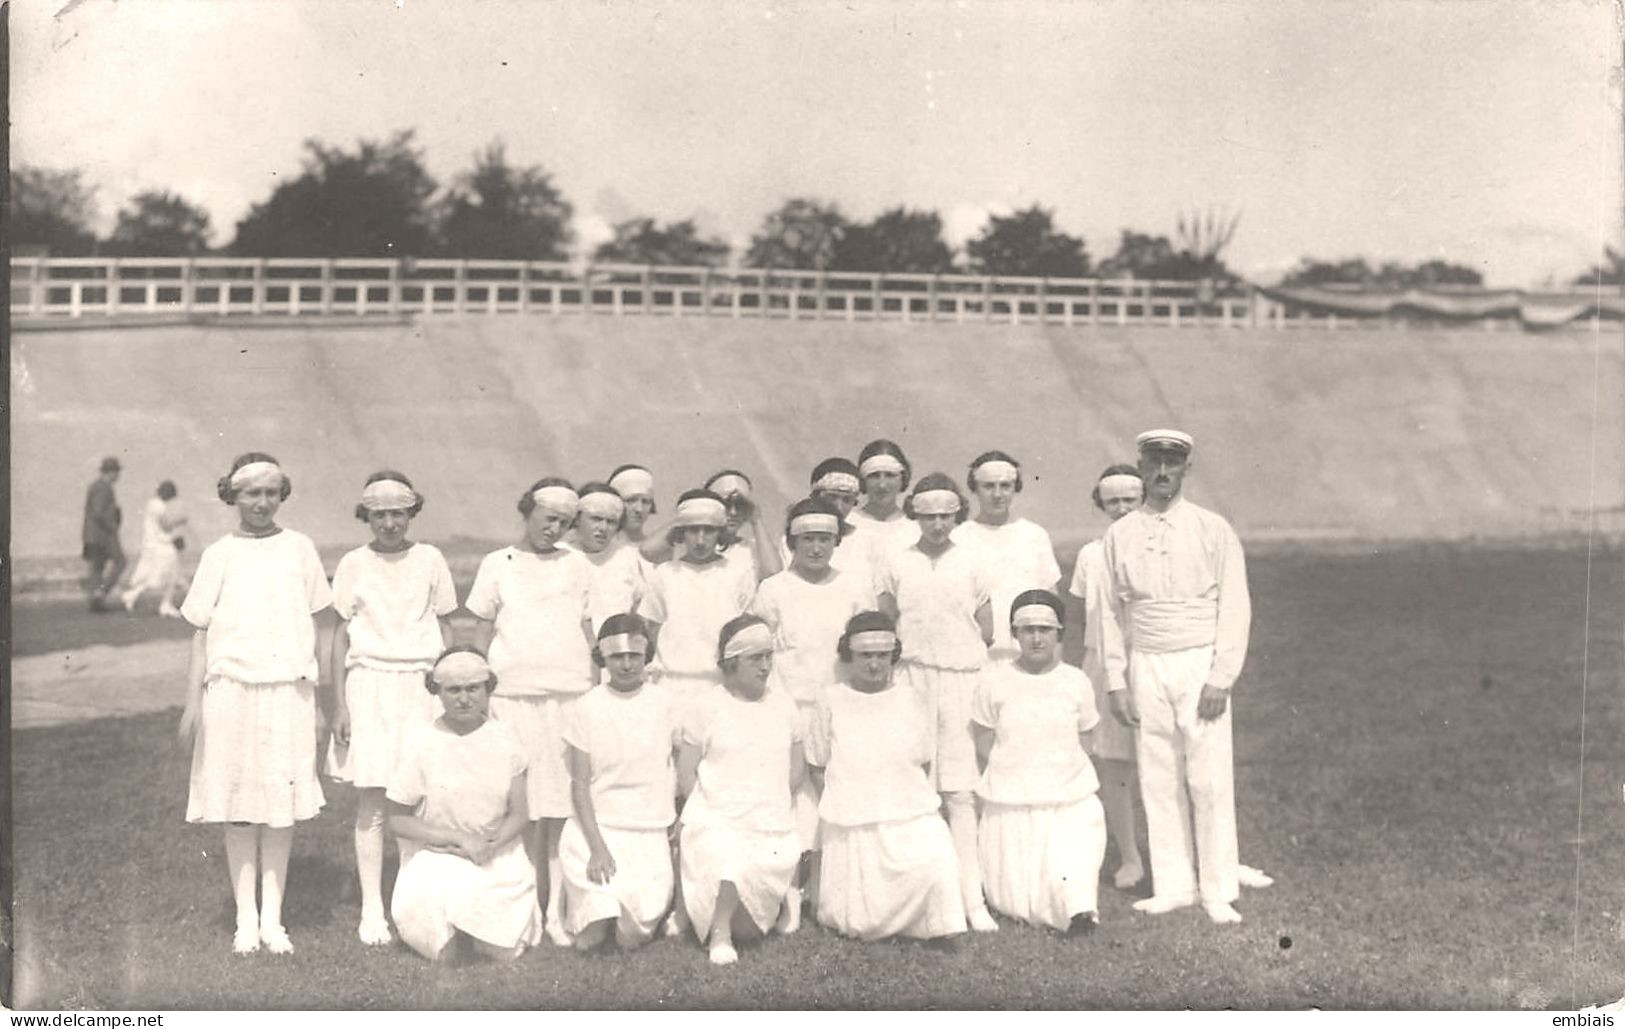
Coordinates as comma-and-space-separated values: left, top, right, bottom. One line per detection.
680, 685, 802, 833
332, 543, 458, 671
970, 661, 1100, 806
953, 518, 1061, 654
1067, 539, 1110, 687
139, 497, 171, 549
561, 685, 678, 830
875, 543, 991, 670
181, 529, 332, 684
576, 540, 647, 634
641, 558, 756, 679
807, 683, 939, 827
751, 568, 876, 704
465, 546, 593, 696
388, 718, 527, 836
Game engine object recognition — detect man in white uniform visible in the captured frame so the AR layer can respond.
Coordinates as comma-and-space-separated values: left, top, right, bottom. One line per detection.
1099, 429, 1255, 925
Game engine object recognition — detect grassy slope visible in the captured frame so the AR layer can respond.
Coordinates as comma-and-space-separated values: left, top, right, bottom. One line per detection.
10, 548, 1623, 1010
11, 318, 1621, 561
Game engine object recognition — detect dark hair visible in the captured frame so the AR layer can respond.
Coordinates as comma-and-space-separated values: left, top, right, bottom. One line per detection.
902, 472, 970, 524
608, 463, 658, 515
352, 469, 425, 522
1008, 588, 1066, 633
966, 449, 1024, 494
516, 476, 576, 517
666, 488, 726, 548
157, 480, 178, 501
217, 451, 291, 504
836, 610, 903, 664
593, 612, 656, 667
1090, 463, 1144, 511
574, 481, 628, 532
857, 439, 912, 492
808, 457, 860, 488
783, 495, 851, 549
715, 613, 770, 668
425, 644, 499, 695
704, 469, 753, 497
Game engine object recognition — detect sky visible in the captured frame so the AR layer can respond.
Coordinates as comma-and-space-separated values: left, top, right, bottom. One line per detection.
12, 0, 1624, 287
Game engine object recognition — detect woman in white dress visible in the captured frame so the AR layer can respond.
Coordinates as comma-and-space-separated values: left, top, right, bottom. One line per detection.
388, 647, 540, 963
809, 611, 966, 944
465, 477, 596, 946
952, 450, 1062, 664
972, 590, 1107, 935
639, 471, 781, 586
326, 470, 457, 945
753, 496, 875, 920
846, 439, 920, 567
566, 482, 647, 634
608, 464, 658, 551
775, 457, 864, 577
121, 480, 188, 616
178, 453, 330, 955
875, 472, 998, 932
677, 615, 805, 965
561, 614, 680, 951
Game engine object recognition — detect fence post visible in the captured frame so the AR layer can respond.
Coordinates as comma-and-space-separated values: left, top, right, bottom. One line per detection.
928, 274, 939, 323
583, 264, 594, 315
252, 259, 267, 314
700, 267, 712, 317
107, 259, 120, 316
642, 266, 653, 316
518, 262, 531, 315
1037, 278, 1047, 326
1170, 296, 1180, 329
182, 258, 196, 314
983, 277, 994, 323
816, 270, 828, 320
1089, 280, 1099, 326
870, 273, 882, 321
69, 281, 83, 318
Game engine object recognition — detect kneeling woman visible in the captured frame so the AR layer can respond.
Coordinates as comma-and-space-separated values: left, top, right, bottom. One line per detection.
809, 612, 966, 943
677, 616, 805, 965
561, 615, 681, 951
971, 590, 1107, 935
388, 648, 541, 962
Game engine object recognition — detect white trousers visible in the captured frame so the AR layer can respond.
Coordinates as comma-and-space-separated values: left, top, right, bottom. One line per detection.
1130, 645, 1238, 906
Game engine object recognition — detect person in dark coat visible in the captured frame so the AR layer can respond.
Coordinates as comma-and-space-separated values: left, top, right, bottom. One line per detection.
82, 456, 126, 611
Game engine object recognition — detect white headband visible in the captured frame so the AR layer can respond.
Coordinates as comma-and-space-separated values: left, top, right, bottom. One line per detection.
674, 496, 727, 528
788, 512, 840, 537
230, 461, 284, 490
847, 630, 898, 653
911, 489, 962, 515
813, 471, 860, 494
721, 623, 774, 661
433, 651, 493, 687
608, 467, 654, 498
708, 473, 751, 499
860, 453, 906, 477
360, 479, 417, 512
1098, 474, 1145, 502
1011, 603, 1063, 629
531, 485, 580, 516
598, 633, 648, 658
972, 459, 1019, 485
577, 491, 625, 519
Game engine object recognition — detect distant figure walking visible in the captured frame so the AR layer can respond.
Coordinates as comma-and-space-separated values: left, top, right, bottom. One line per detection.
122, 480, 190, 617
82, 456, 125, 612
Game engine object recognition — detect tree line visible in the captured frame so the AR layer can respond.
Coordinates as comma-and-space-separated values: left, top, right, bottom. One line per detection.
11, 129, 1607, 286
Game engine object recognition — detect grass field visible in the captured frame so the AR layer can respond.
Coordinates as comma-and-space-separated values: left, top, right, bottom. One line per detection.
9, 546, 1625, 1010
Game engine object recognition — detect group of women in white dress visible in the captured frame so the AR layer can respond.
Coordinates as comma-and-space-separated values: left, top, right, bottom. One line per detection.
177, 440, 1174, 964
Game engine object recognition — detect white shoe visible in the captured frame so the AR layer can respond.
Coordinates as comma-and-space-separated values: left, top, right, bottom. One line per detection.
663, 907, 692, 939
708, 942, 739, 966
357, 915, 392, 946
1238, 864, 1274, 889
1204, 902, 1244, 925
233, 923, 260, 955
545, 917, 573, 947
968, 907, 999, 932
776, 888, 802, 935
1113, 863, 1146, 890
1132, 894, 1196, 915
259, 924, 294, 954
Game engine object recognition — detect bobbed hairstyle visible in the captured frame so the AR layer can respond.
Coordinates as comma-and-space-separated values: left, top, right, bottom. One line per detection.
1008, 588, 1066, 634
902, 471, 970, 524
352, 469, 424, 522
217, 451, 291, 504
966, 449, 1024, 494
574, 481, 628, 532
516, 476, 576, 517
836, 610, 903, 665
608, 463, 658, 514
424, 644, 499, 695
808, 457, 861, 489
592, 612, 657, 667
666, 488, 727, 548
704, 468, 753, 497
783, 495, 852, 548
715, 613, 770, 669
157, 480, 178, 501
857, 439, 912, 492
1090, 463, 1144, 511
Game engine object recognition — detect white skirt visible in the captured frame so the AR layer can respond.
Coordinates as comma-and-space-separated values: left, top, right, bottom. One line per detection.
325, 666, 438, 788
817, 815, 967, 941
559, 818, 673, 941
125, 542, 179, 595
490, 693, 580, 819
680, 820, 799, 940
979, 796, 1107, 930
897, 661, 980, 793
793, 698, 821, 851
187, 677, 324, 827
392, 838, 542, 959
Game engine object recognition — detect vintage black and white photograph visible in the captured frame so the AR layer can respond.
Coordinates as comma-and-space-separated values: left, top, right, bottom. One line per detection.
7, 0, 1624, 1012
